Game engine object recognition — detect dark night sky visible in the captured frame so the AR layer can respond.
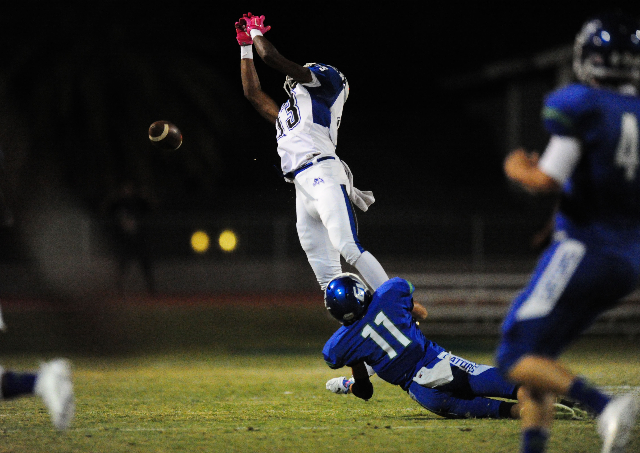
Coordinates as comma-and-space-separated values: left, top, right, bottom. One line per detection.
1, 2, 640, 217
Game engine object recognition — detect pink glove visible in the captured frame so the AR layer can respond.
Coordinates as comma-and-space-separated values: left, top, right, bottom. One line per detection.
235, 19, 252, 46
243, 12, 271, 35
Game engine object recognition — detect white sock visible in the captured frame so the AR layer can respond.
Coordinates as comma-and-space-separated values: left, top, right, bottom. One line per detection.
353, 251, 388, 290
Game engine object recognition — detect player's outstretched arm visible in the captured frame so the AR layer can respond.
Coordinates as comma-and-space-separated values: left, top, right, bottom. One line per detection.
325, 363, 374, 401
411, 302, 428, 322
350, 362, 374, 400
240, 58, 279, 124
504, 148, 560, 193
243, 14, 312, 84
236, 15, 279, 124
253, 36, 312, 84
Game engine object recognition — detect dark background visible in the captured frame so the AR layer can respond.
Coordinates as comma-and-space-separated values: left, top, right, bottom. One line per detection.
0, 2, 639, 277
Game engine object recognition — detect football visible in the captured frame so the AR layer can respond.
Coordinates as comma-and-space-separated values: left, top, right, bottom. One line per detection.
148, 120, 182, 150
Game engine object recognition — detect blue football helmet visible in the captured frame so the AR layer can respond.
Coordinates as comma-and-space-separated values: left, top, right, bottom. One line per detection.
573, 13, 640, 85
324, 273, 371, 325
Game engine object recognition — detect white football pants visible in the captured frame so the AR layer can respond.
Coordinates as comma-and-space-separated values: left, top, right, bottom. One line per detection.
294, 158, 388, 291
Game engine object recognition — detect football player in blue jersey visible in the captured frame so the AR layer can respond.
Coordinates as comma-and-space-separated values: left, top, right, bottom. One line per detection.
322, 274, 584, 420
235, 13, 389, 292
495, 13, 640, 453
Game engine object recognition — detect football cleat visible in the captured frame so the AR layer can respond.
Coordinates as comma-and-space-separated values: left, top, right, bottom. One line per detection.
597, 393, 640, 453
34, 359, 75, 430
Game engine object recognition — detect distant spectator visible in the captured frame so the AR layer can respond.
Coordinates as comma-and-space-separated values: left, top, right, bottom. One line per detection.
103, 181, 156, 295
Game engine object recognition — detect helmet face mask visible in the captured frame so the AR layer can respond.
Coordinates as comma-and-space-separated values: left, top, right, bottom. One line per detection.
324, 273, 371, 325
573, 14, 640, 86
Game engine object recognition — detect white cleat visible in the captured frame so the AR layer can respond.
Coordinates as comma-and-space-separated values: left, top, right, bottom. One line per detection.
597, 393, 640, 453
34, 359, 75, 430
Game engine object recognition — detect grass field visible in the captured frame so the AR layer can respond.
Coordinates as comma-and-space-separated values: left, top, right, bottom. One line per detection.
0, 299, 639, 452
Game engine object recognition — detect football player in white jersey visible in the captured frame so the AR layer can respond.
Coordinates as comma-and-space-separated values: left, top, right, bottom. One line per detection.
235, 13, 389, 291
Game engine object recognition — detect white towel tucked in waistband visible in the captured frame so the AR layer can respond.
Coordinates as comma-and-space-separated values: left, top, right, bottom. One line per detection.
413, 352, 454, 388
341, 160, 375, 212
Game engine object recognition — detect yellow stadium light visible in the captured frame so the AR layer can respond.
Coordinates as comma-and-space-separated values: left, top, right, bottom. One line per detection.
218, 229, 238, 252
191, 230, 210, 253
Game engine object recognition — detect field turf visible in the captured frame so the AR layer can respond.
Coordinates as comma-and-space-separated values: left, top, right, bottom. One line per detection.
0, 298, 638, 452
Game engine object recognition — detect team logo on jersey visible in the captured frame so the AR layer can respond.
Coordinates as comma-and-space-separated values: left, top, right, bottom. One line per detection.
313, 178, 325, 186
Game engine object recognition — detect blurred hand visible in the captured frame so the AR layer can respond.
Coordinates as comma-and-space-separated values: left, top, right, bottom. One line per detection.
504, 148, 539, 179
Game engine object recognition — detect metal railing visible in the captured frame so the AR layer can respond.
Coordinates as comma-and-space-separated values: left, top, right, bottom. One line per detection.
403, 272, 640, 337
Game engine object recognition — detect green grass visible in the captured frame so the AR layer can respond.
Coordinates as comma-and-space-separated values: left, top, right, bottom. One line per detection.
0, 303, 639, 452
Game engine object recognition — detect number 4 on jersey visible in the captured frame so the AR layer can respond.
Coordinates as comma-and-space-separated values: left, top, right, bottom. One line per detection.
615, 112, 640, 181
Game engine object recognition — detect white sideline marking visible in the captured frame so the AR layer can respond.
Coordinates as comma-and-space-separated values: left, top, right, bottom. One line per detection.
62, 424, 486, 433
0, 425, 481, 434
601, 386, 640, 394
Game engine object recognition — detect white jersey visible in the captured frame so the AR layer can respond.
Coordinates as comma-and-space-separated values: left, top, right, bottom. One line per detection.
276, 63, 348, 174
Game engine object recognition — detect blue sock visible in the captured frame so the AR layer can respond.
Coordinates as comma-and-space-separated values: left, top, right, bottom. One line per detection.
568, 377, 610, 415
1, 371, 37, 399
522, 428, 548, 453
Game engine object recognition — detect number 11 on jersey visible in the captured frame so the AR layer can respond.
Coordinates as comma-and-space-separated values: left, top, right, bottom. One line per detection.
361, 311, 412, 359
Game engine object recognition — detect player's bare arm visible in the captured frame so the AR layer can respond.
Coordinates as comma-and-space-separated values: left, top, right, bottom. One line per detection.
240, 12, 312, 84
504, 148, 560, 193
252, 35, 313, 84
411, 301, 428, 322
240, 58, 279, 124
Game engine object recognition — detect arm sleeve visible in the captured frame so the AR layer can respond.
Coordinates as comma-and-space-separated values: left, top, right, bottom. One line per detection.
322, 336, 344, 370
538, 135, 582, 185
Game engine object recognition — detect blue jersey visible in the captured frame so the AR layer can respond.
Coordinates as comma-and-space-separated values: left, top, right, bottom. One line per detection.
323, 278, 445, 390
543, 84, 640, 261
497, 84, 640, 372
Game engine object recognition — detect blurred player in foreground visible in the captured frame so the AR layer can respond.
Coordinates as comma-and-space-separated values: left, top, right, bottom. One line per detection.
496, 13, 640, 453
0, 151, 74, 430
235, 13, 388, 291
322, 274, 584, 420
1, 359, 74, 430
0, 287, 74, 431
